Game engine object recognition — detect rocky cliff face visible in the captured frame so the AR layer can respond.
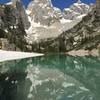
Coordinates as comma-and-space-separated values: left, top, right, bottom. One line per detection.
59, 9, 100, 52
1, 0, 99, 55
27, 0, 60, 25
63, 0, 89, 20
26, 0, 90, 43
30, 7, 100, 54
96, 0, 100, 16
16, 0, 30, 29
0, 1, 29, 51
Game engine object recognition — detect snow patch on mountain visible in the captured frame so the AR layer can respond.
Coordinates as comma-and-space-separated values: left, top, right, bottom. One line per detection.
5, 0, 90, 44
5, 2, 13, 5
25, 0, 90, 44
63, 1, 89, 20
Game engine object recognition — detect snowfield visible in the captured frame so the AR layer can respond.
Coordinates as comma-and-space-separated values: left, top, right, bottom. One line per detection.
0, 50, 43, 62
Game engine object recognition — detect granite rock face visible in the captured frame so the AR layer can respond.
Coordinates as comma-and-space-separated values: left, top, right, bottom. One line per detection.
30, 7, 100, 54
63, 0, 89, 20
16, 0, 30, 29
96, 0, 100, 16
1, 0, 100, 54
26, 0, 89, 43
27, 0, 60, 26
0, 2, 29, 51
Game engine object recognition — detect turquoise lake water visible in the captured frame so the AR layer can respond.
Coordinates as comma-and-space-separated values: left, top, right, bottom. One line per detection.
0, 54, 100, 100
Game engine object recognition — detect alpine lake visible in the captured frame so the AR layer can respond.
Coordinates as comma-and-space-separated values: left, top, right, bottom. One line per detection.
0, 54, 100, 100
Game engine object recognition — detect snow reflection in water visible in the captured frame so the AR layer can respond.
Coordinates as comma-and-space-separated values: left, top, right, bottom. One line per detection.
0, 54, 100, 100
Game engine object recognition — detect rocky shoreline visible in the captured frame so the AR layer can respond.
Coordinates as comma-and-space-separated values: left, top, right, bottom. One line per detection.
67, 49, 100, 57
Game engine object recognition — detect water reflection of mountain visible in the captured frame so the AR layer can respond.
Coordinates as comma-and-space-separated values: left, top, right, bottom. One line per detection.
0, 55, 100, 100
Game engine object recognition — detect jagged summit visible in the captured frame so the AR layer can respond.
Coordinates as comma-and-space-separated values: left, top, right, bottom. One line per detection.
27, 0, 60, 25
63, 0, 89, 20
29, 4, 100, 53
11, 0, 20, 6
2, 0, 90, 47
77, 0, 82, 4
96, 0, 100, 14
25, 0, 90, 43
1, 0, 98, 53
30, 0, 100, 53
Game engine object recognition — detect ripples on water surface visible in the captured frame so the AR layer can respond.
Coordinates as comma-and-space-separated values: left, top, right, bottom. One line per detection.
0, 54, 100, 100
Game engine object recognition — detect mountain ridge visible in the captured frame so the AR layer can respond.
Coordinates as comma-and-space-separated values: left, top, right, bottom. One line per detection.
25, 0, 90, 43
30, 7, 100, 55
1, 0, 99, 56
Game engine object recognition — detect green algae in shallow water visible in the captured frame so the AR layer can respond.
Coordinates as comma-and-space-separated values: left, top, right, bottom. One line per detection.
0, 54, 100, 100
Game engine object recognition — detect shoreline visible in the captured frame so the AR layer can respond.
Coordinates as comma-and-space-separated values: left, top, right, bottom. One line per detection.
0, 50, 43, 62
67, 49, 100, 57
0, 49, 100, 63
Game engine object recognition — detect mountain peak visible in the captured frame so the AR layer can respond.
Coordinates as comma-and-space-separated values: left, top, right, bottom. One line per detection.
96, 0, 100, 14
11, 0, 20, 6
63, 1, 89, 20
25, 0, 90, 43
77, 0, 82, 4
